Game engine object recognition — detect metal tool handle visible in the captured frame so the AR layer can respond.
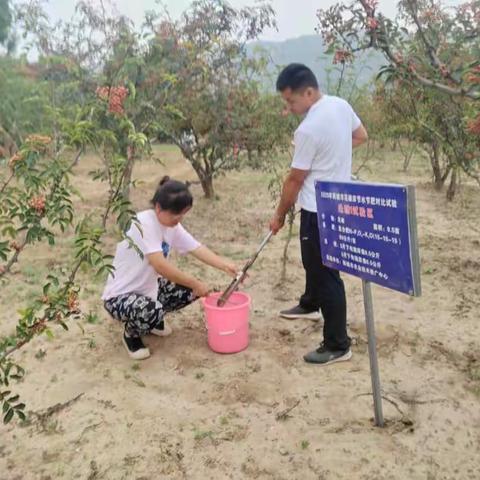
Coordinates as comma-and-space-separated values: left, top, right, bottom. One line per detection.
216, 230, 273, 307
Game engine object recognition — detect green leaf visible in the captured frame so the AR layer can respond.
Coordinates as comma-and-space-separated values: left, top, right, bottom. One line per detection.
0, 391, 11, 401
17, 410, 26, 421
127, 81, 136, 100
3, 408, 14, 424
57, 320, 69, 331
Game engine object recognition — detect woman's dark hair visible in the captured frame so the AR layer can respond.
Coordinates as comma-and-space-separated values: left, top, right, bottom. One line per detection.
276, 63, 319, 92
151, 176, 193, 214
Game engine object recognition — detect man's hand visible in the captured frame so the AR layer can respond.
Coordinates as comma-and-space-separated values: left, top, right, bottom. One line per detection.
269, 213, 285, 234
270, 168, 307, 234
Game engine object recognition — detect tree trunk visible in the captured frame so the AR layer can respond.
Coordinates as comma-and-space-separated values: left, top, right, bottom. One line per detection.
122, 150, 135, 201
199, 174, 214, 199
399, 140, 415, 172
247, 149, 253, 165
429, 141, 448, 190
189, 155, 215, 199
446, 168, 458, 201
72, 147, 83, 167
354, 139, 371, 178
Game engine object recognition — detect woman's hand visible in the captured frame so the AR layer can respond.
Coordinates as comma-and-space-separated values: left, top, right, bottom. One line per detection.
190, 246, 243, 279
192, 280, 210, 298
222, 260, 240, 278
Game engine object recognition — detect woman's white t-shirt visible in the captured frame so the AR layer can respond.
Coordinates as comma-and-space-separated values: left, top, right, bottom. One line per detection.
102, 209, 201, 301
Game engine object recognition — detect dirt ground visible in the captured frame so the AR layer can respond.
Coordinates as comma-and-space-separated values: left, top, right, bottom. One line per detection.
1, 145, 479, 480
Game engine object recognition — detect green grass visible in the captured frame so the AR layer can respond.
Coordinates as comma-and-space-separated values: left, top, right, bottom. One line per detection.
85, 311, 100, 324
151, 143, 182, 155
301, 440, 310, 450
20, 264, 45, 285
193, 428, 214, 441
219, 416, 229, 426
217, 247, 250, 260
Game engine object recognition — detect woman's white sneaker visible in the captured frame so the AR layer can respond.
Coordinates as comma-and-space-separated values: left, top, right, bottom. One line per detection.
122, 333, 150, 360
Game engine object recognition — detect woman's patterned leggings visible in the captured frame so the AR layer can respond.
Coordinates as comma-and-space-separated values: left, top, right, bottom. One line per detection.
104, 278, 197, 337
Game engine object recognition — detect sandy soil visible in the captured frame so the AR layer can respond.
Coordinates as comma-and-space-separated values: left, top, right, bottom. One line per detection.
1, 145, 479, 480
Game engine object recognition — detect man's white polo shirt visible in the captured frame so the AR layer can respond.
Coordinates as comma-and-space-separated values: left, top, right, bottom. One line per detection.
291, 95, 362, 212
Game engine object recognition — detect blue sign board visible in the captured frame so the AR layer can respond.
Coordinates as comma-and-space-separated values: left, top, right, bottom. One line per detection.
315, 181, 421, 296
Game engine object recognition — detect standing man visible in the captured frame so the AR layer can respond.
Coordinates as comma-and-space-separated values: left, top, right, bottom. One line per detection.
269, 63, 368, 365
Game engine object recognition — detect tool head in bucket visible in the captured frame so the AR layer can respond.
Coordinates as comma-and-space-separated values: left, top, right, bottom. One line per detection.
217, 272, 245, 307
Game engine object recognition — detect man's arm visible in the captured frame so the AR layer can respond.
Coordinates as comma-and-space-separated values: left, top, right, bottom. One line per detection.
352, 124, 368, 148
269, 168, 308, 234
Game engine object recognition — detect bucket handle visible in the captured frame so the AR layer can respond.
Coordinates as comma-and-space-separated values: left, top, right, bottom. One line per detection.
203, 316, 237, 336
218, 330, 236, 336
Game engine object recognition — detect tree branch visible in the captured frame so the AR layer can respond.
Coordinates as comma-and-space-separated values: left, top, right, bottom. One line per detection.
0, 171, 14, 195
0, 148, 82, 279
356, 0, 480, 99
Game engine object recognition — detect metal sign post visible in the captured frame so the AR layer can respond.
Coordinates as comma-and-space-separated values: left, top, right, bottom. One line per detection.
362, 279, 384, 427
315, 180, 421, 427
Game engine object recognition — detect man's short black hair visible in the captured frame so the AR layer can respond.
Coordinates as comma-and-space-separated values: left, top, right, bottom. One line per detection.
276, 63, 319, 92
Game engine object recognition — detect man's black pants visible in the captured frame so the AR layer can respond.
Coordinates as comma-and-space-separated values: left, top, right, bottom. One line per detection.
299, 209, 351, 351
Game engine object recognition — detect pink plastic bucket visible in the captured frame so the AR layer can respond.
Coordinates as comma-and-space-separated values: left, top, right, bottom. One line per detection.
202, 292, 251, 354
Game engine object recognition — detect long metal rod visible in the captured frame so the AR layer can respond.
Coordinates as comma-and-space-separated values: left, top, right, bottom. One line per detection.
217, 230, 273, 307
362, 279, 385, 427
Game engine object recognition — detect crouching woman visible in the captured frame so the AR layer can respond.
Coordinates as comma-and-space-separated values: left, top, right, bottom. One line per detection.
102, 176, 237, 360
